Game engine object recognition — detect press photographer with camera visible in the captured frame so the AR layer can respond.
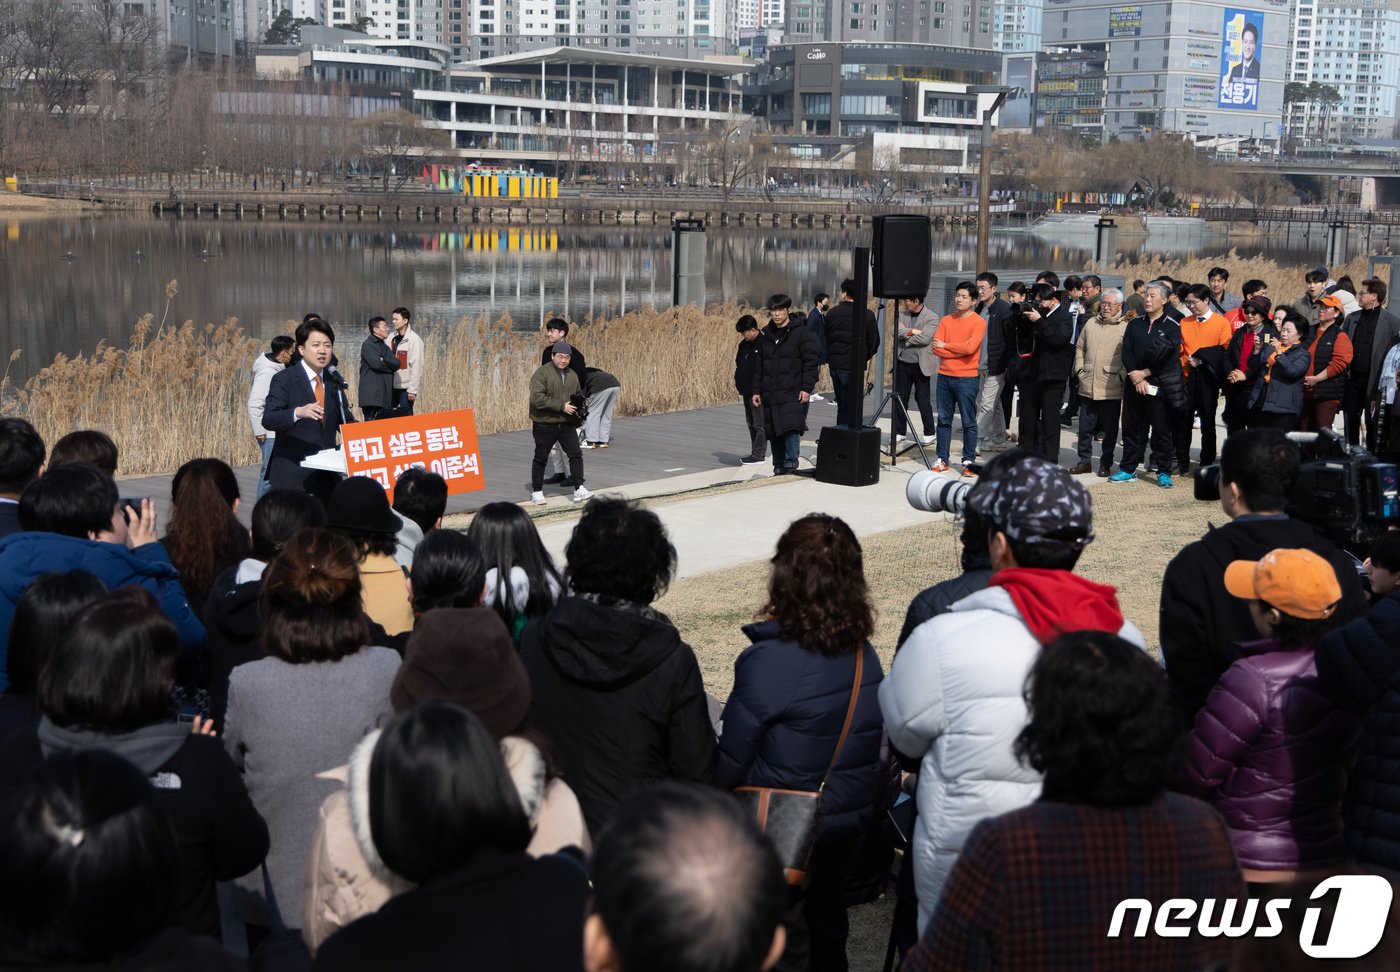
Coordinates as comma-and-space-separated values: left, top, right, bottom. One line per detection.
1159, 428, 1367, 722
1015, 283, 1075, 462
528, 342, 589, 505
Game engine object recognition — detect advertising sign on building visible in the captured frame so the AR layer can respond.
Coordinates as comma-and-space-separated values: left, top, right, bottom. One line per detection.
1003, 55, 1035, 129
1108, 5, 1142, 37
1218, 7, 1261, 110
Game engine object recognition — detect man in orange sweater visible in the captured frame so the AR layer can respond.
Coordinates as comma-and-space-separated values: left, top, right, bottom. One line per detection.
931, 281, 988, 474
1173, 283, 1235, 474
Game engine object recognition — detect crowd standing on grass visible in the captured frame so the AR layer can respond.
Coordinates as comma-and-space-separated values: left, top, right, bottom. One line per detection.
9, 260, 1400, 970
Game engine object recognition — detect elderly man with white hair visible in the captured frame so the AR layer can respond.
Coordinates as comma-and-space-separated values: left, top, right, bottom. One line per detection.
1069, 288, 1129, 477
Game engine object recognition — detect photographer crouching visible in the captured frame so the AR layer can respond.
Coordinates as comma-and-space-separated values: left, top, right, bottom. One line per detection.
529, 342, 590, 505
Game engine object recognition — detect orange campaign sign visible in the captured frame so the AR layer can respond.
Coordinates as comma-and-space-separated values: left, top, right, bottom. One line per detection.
341, 408, 485, 502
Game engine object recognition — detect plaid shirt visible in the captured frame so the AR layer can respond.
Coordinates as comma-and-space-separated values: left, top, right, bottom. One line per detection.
902, 794, 1245, 972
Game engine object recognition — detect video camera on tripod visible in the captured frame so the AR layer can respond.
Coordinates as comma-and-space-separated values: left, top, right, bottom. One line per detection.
1193, 429, 1400, 553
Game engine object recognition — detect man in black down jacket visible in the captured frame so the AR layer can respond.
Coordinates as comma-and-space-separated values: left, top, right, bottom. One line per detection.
1315, 591, 1400, 872
1015, 282, 1074, 462
753, 299, 820, 475
734, 314, 766, 465
1159, 428, 1367, 724
1114, 280, 1182, 487
823, 280, 880, 429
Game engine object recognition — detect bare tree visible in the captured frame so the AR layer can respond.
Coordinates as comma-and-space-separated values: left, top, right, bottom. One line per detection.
351, 108, 455, 192
15, 0, 94, 114
694, 115, 769, 203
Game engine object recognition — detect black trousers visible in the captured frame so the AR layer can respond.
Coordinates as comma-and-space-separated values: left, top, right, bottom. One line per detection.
531, 424, 583, 489
1343, 380, 1376, 449
1001, 359, 1021, 432
1018, 378, 1066, 462
391, 388, 415, 415
1252, 410, 1299, 432
890, 359, 936, 436
1171, 373, 1222, 470
742, 398, 767, 460
774, 841, 851, 972
1120, 389, 1176, 473
1076, 397, 1122, 469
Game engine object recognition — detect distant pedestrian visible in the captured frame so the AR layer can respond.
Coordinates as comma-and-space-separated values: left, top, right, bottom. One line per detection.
1069, 288, 1127, 477
246, 336, 294, 500
358, 316, 400, 422
582, 368, 621, 449
529, 342, 588, 505
734, 314, 767, 465
930, 283, 986, 474
389, 307, 423, 415
754, 295, 820, 475
822, 282, 879, 429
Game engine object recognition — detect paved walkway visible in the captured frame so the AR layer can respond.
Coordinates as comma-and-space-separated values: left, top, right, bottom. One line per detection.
118, 396, 1225, 581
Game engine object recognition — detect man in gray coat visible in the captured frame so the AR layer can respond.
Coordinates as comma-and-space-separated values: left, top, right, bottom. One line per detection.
1343, 277, 1400, 448
358, 316, 400, 422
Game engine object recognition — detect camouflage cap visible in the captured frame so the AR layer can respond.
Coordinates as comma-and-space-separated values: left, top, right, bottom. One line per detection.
967, 455, 1094, 547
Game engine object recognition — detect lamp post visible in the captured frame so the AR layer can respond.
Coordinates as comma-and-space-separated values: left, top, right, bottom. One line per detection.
966, 84, 1012, 274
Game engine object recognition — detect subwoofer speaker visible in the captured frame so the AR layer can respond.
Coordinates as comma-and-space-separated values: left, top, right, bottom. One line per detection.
815, 427, 881, 487
871, 215, 932, 299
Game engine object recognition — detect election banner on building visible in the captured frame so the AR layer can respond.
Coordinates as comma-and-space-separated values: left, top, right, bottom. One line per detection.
1218, 8, 1261, 110
342, 409, 485, 502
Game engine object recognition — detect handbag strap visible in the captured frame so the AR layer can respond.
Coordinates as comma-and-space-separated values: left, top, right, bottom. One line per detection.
820, 648, 865, 792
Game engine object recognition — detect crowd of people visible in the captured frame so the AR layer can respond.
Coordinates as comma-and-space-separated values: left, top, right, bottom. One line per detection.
245, 311, 623, 507
4, 261, 1400, 970
736, 265, 1400, 487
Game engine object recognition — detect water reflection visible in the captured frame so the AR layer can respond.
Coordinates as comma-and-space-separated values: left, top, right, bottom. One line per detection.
0, 216, 1366, 384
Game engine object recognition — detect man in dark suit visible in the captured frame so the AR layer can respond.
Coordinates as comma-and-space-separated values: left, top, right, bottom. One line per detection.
263, 319, 345, 492
1226, 23, 1260, 82
0, 418, 45, 539
1344, 277, 1400, 448
358, 316, 400, 421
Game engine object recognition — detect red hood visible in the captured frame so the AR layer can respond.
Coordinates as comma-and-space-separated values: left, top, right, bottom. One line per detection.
989, 567, 1126, 644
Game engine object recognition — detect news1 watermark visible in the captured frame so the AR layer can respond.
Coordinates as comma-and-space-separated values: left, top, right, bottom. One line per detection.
1108, 875, 1394, 958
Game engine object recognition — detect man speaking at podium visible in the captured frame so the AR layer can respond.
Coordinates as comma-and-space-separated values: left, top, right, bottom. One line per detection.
263, 318, 346, 493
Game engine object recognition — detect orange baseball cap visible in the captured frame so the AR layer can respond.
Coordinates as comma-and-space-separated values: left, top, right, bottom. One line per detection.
1224, 548, 1343, 620
1318, 295, 1345, 312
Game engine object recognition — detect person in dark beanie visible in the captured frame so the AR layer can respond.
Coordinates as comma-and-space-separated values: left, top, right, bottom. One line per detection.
325, 476, 414, 637
1159, 428, 1367, 723
303, 606, 589, 951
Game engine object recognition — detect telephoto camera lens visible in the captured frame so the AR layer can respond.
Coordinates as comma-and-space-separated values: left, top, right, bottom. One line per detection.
906, 468, 973, 514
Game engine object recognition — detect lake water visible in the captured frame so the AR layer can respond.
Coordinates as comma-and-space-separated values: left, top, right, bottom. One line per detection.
0, 215, 1368, 384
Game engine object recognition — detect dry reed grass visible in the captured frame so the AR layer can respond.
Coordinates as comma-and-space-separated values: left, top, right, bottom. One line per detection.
0, 252, 1377, 477
1100, 251, 1376, 303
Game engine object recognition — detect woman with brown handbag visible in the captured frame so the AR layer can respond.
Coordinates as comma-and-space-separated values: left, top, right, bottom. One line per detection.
717, 514, 886, 972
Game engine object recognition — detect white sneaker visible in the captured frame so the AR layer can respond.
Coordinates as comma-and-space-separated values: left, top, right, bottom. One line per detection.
1192, 416, 1201, 429
918, 433, 936, 446
531, 490, 547, 506
571, 485, 591, 502
810, 392, 825, 401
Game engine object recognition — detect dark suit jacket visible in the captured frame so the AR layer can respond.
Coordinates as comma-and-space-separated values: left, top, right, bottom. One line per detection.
0, 502, 18, 540
1227, 59, 1260, 83
262, 364, 344, 490
358, 335, 400, 409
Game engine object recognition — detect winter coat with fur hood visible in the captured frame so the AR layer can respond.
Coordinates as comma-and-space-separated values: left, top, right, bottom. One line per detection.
301, 730, 590, 952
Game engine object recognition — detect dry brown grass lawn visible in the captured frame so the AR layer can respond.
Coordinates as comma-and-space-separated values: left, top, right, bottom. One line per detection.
656, 476, 1221, 701
651, 479, 1224, 970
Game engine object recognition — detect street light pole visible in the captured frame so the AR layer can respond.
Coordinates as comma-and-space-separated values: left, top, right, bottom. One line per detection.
967, 85, 1011, 274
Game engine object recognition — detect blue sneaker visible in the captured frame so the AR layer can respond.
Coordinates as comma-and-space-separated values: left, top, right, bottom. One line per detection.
1157, 472, 1174, 489
1109, 470, 1136, 483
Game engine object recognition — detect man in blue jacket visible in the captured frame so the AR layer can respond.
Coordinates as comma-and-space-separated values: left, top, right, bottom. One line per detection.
0, 463, 205, 690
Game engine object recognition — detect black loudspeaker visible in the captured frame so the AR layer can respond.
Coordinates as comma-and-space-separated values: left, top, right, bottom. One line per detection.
871, 215, 932, 299
815, 426, 881, 487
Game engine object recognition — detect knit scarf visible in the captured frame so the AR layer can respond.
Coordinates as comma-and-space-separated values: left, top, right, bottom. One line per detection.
1262, 340, 1298, 384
